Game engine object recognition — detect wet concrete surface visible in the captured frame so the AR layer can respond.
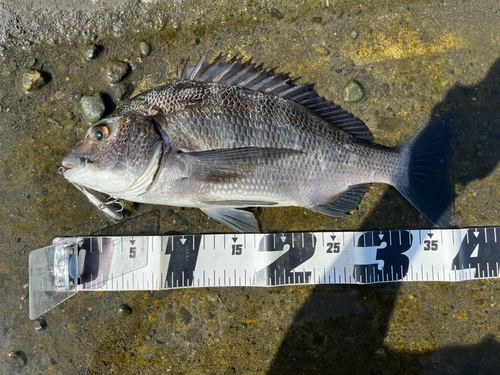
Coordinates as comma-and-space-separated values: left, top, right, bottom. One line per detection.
1, 0, 500, 374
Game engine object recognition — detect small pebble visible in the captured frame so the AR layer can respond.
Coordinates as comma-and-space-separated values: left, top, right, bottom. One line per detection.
139, 42, 151, 57
84, 45, 98, 61
70, 92, 83, 101
454, 183, 464, 195
270, 8, 284, 19
81, 93, 105, 123
111, 82, 128, 101
34, 318, 47, 331
350, 30, 359, 39
21, 69, 46, 91
8, 351, 25, 369
145, 329, 157, 341
106, 60, 129, 84
180, 307, 192, 324
3, 61, 17, 75
118, 303, 132, 316
344, 80, 364, 103
315, 46, 329, 56
26, 58, 37, 67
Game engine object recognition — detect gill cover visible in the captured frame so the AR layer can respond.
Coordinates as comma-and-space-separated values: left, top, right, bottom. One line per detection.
62, 115, 168, 198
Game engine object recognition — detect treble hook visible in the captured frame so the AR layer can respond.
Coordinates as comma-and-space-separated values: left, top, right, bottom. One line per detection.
69, 182, 124, 221
99, 199, 124, 213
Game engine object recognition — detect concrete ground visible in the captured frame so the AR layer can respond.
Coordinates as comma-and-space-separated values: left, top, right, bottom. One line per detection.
1, 0, 500, 374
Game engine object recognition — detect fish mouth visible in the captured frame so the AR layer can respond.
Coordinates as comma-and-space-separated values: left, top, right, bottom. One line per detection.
61, 155, 93, 178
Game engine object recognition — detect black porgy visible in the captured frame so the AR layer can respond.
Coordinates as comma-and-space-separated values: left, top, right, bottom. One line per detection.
61, 55, 455, 231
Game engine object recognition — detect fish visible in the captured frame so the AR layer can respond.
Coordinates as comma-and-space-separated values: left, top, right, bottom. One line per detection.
61, 54, 455, 232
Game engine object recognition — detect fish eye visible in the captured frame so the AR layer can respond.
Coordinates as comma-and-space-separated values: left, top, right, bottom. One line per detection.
91, 124, 110, 142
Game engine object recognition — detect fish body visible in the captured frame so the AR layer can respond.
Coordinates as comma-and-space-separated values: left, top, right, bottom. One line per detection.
62, 55, 454, 231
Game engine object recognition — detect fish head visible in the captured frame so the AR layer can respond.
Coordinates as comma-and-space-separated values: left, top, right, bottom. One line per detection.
61, 115, 168, 197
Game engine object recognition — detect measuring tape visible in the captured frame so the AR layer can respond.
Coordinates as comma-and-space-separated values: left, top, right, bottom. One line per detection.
29, 227, 500, 319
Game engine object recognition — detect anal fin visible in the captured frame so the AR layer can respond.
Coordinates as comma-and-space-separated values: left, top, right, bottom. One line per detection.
312, 184, 370, 217
201, 207, 260, 232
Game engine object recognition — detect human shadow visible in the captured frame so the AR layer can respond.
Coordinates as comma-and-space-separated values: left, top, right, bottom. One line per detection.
267, 56, 500, 374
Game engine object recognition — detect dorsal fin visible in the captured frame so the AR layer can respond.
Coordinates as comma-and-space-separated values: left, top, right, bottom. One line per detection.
178, 55, 374, 142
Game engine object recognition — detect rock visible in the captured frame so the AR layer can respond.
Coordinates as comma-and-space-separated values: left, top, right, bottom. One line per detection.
21, 69, 46, 91
80, 93, 105, 123
8, 351, 25, 369
84, 45, 98, 61
34, 318, 47, 331
350, 30, 359, 39
180, 307, 192, 324
139, 42, 151, 57
118, 303, 133, 316
270, 8, 284, 19
106, 60, 129, 84
344, 80, 364, 103
111, 82, 128, 101
315, 46, 329, 56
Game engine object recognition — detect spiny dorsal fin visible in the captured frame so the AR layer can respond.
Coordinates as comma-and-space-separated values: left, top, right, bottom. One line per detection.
178, 55, 374, 143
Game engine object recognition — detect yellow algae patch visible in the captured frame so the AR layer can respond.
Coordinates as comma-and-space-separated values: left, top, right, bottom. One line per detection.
0, 263, 10, 273
280, 56, 330, 77
453, 310, 468, 321
342, 15, 466, 65
233, 45, 330, 78
131, 75, 157, 97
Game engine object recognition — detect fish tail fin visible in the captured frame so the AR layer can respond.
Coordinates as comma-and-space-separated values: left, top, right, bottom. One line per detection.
393, 113, 456, 227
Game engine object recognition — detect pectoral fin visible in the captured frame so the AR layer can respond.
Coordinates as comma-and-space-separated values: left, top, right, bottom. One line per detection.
201, 206, 260, 232
180, 147, 302, 183
202, 200, 278, 207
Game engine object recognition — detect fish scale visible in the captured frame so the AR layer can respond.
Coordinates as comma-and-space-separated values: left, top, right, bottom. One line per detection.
130, 83, 397, 207
62, 55, 455, 231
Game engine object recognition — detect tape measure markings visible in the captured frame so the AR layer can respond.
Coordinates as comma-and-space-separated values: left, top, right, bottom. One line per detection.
28, 227, 500, 319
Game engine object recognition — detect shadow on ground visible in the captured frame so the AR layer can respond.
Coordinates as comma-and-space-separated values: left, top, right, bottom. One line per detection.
267, 56, 500, 374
